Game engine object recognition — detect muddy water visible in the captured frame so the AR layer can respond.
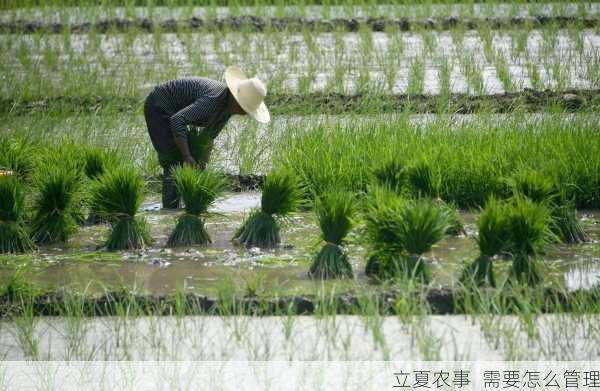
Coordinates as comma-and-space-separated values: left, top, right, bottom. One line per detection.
0, 193, 598, 295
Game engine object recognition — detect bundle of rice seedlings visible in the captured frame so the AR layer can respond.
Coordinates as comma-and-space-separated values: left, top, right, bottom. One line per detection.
166, 166, 226, 247
406, 159, 439, 198
393, 198, 450, 282
91, 165, 151, 250
372, 157, 406, 193
31, 165, 82, 244
188, 129, 214, 168
508, 168, 586, 243
308, 191, 355, 279
436, 199, 465, 236
460, 197, 510, 287
506, 196, 554, 286
0, 137, 36, 180
0, 175, 33, 253
364, 196, 449, 282
233, 170, 303, 248
82, 146, 117, 179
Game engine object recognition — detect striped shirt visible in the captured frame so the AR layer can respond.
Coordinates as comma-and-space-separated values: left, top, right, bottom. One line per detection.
148, 77, 233, 140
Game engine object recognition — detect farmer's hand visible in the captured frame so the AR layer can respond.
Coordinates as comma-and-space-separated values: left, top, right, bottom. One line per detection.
183, 155, 198, 168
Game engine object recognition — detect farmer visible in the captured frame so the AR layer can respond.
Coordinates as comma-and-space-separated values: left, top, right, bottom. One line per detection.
144, 65, 270, 209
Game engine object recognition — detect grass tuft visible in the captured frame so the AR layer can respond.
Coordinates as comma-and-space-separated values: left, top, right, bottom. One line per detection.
0, 175, 34, 253
91, 165, 151, 250
309, 190, 354, 279
167, 166, 226, 247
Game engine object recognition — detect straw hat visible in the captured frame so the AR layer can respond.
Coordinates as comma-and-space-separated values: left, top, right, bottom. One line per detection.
224, 65, 270, 124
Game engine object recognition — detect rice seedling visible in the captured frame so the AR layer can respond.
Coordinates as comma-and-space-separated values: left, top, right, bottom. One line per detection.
166, 166, 226, 247
406, 159, 439, 198
188, 129, 214, 168
81, 146, 117, 179
507, 168, 587, 243
0, 175, 33, 253
0, 137, 36, 180
506, 196, 554, 286
372, 157, 407, 194
233, 170, 303, 248
364, 196, 449, 282
460, 197, 510, 287
90, 165, 151, 250
309, 190, 355, 279
436, 199, 465, 236
31, 164, 82, 244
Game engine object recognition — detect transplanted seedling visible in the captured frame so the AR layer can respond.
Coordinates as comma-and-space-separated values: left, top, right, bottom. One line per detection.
309, 190, 355, 279
167, 166, 226, 247
31, 164, 82, 244
0, 174, 34, 253
91, 165, 151, 250
460, 197, 510, 287
233, 170, 303, 248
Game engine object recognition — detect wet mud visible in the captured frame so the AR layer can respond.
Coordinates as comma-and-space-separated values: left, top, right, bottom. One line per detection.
2, 89, 599, 116
1, 15, 598, 34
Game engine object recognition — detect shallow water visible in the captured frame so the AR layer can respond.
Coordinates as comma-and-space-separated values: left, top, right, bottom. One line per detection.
0, 193, 598, 296
0, 314, 597, 361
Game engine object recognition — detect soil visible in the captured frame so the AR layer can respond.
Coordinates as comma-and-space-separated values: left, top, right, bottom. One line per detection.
0, 15, 597, 34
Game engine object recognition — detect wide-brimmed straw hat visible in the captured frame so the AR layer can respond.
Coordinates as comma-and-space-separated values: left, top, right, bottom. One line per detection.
224, 65, 270, 124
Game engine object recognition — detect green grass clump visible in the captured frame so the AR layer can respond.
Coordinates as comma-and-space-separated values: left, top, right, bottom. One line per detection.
364, 196, 449, 282
372, 157, 407, 194
234, 171, 303, 248
0, 175, 33, 253
167, 166, 226, 247
309, 191, 354, 279
91, 166, 151, 250
506, 196, 554, 286
406, 159, 439, 198
31, 165, 82, 244
461, 197, 510, 287
437, 199, 465, 236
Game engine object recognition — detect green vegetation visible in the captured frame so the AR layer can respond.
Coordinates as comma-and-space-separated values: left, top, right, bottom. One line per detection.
0, 175, 33, 253
506, 196, 554, 286
234, 170, 303, 248
365, 195, 449, 282
167, 166, 226, 247
91, 165, 151, 250
309, 190, 354, 279
461, 197, 509, 287
31, 165, 82, 244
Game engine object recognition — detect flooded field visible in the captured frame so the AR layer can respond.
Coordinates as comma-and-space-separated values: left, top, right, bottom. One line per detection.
1, 192, 597, 297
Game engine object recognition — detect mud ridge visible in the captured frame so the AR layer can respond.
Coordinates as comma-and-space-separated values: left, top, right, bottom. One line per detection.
0, 287, 597, 317
0, 15, 597, 34
2, 89, 598, 116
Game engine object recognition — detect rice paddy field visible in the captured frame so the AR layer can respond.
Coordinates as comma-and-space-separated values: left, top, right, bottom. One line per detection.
0, 1, 599, 389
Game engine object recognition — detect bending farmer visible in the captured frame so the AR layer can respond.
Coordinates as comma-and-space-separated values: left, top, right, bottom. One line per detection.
144, 65, 270, 209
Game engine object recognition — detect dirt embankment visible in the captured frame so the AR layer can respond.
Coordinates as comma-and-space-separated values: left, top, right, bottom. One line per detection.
2, 89, 598, 116
0, 287, 597, 317
1, 15, 597, 33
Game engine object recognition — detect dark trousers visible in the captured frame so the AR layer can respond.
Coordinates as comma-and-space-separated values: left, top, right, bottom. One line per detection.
144, 93, 182, 209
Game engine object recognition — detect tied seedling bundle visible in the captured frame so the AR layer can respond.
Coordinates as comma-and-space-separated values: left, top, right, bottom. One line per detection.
309, 190, 355, 279
507, 168, 586, 243
365, 194, 449, 282
506, 196, 554, 286
167, 166, 226, 247
234, 170, 303, 248
188, 129, 214, 168
31, 165, 82, 244
0, 174, 33, 253
460, 197, 510, 287
91, 165, 151, 250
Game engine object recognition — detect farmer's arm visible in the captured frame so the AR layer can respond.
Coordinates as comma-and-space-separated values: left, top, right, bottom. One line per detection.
169, 98, 214, 166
